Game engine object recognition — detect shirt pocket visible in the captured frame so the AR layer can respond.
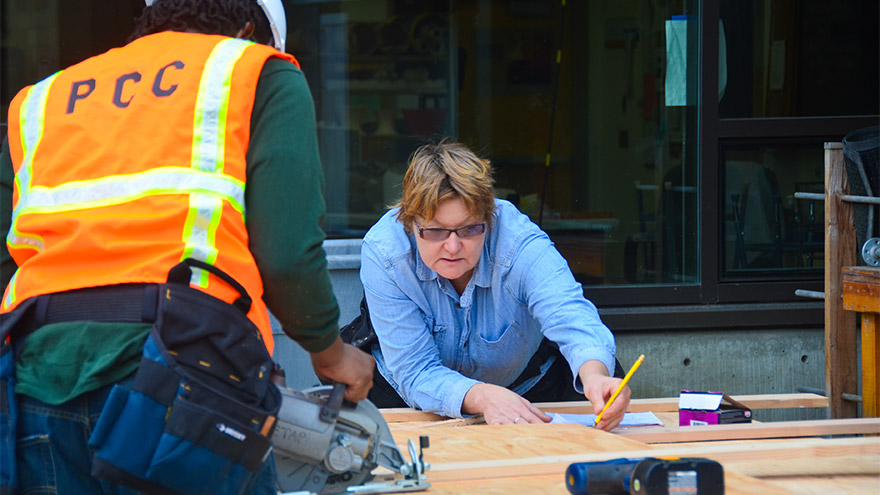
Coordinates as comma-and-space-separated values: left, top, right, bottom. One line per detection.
472, 321, 532, 379
477, 320, 526, 348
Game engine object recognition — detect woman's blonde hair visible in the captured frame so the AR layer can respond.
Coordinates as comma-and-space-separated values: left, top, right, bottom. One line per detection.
394, 140, 496, 232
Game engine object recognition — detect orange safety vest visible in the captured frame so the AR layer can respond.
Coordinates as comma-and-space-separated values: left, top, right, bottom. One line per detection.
3, 32, 300, 354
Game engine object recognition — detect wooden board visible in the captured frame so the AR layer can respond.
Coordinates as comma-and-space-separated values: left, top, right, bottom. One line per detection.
421, 471, 794, 495
389, 423, 649, 465
386, 423, 876, 494
861, 312, 880, 417
532, 393, 828, 414
383, 392, 878, 494
391, 432, 880, 482
842, 265, 880, 417
616, 417, 880, 443
760, 475, 880, 495
380, 393, 829, 422
843, 266, 880, 313
825, 142, 860, 418
388, 427, 797, 495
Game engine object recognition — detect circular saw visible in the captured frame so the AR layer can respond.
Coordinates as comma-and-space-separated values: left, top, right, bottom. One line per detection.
273, 384, 430, 495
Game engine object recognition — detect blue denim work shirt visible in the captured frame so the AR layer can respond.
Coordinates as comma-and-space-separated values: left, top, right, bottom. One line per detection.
360, 199, 617, 418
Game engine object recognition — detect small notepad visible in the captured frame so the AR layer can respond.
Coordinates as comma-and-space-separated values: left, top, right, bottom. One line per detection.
549, 411, 664, 427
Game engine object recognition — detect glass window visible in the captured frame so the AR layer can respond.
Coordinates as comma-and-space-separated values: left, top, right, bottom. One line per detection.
2, 0, 700, 289
718, 0, 879, 118
721, 142, 825, 277
1, 1, 141, 120
289, 0, 700, 287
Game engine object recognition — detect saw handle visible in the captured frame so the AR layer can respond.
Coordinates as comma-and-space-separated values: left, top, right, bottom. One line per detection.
319, 382, 346, 423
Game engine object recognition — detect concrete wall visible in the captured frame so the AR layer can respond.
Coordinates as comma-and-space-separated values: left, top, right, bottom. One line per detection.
274, 239, 828, 422
271, 239, 363, 391
615, 329, 826, 422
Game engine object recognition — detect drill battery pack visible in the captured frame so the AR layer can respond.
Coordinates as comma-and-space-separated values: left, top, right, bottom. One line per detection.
565, 457, 724, 495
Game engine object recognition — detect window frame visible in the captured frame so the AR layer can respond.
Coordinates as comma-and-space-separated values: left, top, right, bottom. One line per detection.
588, 0, 877, 330
2, 1, 876, 332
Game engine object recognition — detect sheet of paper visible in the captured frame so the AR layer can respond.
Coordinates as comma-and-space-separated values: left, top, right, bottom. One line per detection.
549, 411, 664, 427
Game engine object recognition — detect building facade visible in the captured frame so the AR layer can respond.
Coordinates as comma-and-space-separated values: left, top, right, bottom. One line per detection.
2, 0, 878, 418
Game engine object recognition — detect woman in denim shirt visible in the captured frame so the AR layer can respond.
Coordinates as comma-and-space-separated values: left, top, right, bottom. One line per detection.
360, 141, 630, 430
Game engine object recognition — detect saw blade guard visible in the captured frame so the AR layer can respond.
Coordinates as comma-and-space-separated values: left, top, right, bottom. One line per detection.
273, 385, 424, 494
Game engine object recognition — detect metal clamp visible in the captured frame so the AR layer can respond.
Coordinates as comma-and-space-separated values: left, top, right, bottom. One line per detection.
862, 237, 880, 266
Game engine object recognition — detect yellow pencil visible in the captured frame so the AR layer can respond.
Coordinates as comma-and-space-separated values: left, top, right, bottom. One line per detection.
593, 354, 645, 426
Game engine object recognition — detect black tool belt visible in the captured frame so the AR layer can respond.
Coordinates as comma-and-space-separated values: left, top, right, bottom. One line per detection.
4, 283, 160, 350
1, 260, 280, 495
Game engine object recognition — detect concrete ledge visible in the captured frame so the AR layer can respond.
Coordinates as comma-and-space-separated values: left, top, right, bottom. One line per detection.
324, 238, 362, 270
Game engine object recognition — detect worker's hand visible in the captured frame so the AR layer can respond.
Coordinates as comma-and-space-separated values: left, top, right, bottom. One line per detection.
462, 383, 551, 425
579, 360, 630, 432
310, 336, 375, 402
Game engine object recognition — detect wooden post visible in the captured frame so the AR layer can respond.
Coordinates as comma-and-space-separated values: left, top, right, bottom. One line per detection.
842, 266, 880, 417
864, 312, 880, 416
824, 142, 859, 418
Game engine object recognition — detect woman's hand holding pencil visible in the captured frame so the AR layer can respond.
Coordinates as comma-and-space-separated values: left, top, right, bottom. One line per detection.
579, 355, 644, 431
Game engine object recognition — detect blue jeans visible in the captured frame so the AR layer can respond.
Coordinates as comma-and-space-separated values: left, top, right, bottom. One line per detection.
15, 379, 278, 495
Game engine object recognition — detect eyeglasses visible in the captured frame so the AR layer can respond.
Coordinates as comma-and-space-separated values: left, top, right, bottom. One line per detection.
416, 222, 487, 241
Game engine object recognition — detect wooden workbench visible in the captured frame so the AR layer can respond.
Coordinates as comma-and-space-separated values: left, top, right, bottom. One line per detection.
382, 394, 880, 495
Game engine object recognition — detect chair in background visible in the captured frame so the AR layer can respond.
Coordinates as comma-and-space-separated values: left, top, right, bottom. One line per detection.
727, 162, 819, 270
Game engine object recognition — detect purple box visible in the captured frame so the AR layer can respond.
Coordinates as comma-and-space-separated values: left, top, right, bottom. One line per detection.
678, 390, 752, 426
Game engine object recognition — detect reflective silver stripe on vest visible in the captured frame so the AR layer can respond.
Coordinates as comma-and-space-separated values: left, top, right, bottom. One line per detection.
4, 73, 59, 309
14, 167, 245, 213
7, 73, 59, 252
186, 38, 252, 287
181, 195, 222, 286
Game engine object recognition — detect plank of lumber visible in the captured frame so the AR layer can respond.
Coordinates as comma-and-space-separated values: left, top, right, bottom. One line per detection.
760, 474, 880, 495
380, 393, 829, 422
720, 455, 880, 478
616, 417, 880, 443
861, 312, 880, 417
842, 266, 880, 313
388, 423, 649, 465
825, 142, 859, 418
381, 408, 446, 422
422, 471, 796, 495
842, 266, 880, 417
421, 475, 571, 495
414, 436, 880, 483
533, 393, 829, 414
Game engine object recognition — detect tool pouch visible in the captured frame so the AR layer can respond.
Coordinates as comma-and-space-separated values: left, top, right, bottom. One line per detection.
0, 337, 16, 495
88, 259, 281, 495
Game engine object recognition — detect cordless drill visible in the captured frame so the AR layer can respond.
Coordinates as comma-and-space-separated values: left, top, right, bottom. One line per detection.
565, 457, 724, 495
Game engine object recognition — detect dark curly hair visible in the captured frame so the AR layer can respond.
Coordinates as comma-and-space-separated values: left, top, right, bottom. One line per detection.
130, 0, 273, 46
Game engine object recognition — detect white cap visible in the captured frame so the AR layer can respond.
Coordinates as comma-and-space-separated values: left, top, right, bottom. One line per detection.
144, 0, 287, 52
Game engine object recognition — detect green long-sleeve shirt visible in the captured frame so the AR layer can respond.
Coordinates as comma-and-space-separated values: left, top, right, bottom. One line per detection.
0, 57, 339, 404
